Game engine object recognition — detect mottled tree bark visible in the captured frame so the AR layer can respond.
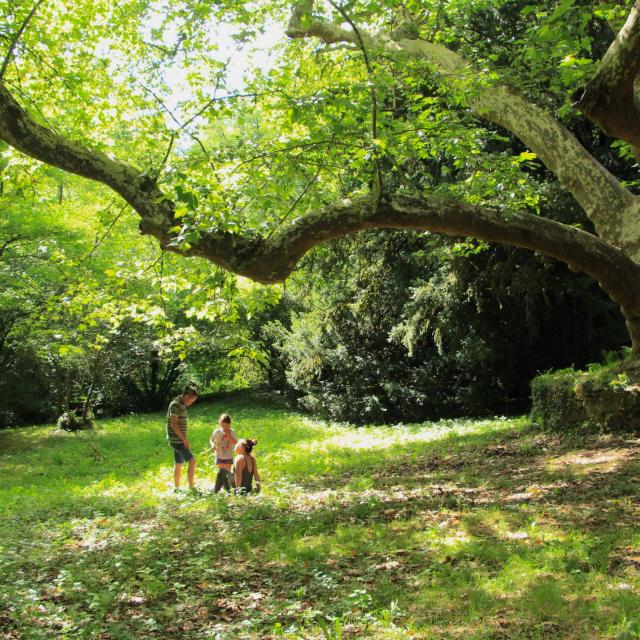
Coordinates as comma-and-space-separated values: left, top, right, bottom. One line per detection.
573, 1, 640, 154
287, 0, 640, 260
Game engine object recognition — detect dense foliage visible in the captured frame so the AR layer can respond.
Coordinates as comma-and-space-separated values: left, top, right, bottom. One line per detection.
255, 225, 627, 424
0, 169, 276, 425
1, 0, 638, 426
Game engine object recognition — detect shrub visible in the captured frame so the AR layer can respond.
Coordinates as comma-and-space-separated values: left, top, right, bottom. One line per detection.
531, 354, 640, 432
265, 230, 629, 425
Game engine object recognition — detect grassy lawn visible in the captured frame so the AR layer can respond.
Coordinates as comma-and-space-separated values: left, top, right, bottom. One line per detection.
1, 394, 640, 639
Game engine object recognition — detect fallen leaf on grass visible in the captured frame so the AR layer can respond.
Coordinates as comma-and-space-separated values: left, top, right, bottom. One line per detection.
118, 593, 146, 605
505, 531, 529, 540
374, 560, 402, 570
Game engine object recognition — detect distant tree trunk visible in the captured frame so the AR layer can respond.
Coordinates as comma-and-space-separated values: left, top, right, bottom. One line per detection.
53, 364, 68, 415
120, 352, 182, 412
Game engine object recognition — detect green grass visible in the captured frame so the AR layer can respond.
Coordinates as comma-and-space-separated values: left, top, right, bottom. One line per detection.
1, 395, 640, 639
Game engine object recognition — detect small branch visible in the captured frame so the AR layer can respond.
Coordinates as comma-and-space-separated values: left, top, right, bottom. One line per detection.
284, 158, 344, 171
181, 63, 226, 129
144, 33, 187, 59
266, 163, 325, 239
139, 82, 182, 129
83, 202, 129, 262
0, 0, 45, 80
139, 82, 218, 176
160, 133, 175, 169
0, 234, 23, 257
5, 78, 60, 134
327, 0, 384, 206
232, 139, 357, 172
12, 41, 76, 94
181, 92, 262, 129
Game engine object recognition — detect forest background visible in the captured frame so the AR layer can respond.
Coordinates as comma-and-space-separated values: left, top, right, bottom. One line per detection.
0, 0, 636, 428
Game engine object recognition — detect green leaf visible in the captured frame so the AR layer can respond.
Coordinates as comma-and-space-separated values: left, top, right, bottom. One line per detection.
549, 0, 575, 22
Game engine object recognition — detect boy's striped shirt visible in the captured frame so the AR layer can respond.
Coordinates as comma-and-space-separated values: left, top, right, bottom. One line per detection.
166, 397, 188, 444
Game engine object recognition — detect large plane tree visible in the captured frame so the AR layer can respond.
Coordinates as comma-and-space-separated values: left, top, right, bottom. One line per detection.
1, 0, 640, 350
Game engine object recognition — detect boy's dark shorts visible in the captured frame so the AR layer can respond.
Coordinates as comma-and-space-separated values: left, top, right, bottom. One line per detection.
170, 443, 194, 464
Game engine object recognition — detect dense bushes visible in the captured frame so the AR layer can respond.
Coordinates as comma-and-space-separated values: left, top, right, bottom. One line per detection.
0, 319, 225, 427
256, 229, 629, 424
0, 348, 53, 427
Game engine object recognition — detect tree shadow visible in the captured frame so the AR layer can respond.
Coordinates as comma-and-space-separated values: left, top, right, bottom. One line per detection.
3, 411, 640, 638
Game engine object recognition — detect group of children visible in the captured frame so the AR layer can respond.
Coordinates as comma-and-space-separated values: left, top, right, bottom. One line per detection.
210, 413, 261, 494
166, 386, 260, 495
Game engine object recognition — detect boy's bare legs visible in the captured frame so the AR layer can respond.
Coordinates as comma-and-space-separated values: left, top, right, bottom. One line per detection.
173, 459, 195, 491
187, 457, 196, 489
174, 463, 183, 489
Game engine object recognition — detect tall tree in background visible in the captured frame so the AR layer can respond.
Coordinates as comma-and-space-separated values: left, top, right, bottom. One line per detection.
0, 0, 639, 351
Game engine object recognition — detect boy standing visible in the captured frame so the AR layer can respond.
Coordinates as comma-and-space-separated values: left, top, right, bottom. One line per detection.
167, 385, 198, 492
210, 413, 237, 493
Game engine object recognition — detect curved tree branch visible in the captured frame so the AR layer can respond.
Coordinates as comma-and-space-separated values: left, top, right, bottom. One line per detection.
287, 0, 639, 257
6, 66, 631, 314
1, 21, 640, 350
0, 81, 174, 232
180, 191, 640, 351
573, 1, 640, 153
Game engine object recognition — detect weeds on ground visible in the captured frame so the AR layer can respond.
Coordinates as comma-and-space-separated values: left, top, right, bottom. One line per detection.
1, 398, 640, 638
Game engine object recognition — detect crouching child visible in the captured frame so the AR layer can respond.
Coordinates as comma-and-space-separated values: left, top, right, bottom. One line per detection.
234, 439, 261, 495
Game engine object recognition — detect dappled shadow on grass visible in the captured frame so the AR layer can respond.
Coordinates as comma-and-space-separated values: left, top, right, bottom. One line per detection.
3, 412, 640, 638
202, 430, 640, 638
6, 464, 640, 637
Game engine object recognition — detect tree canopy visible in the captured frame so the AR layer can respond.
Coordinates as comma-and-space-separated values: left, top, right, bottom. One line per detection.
1, 0, 639, 361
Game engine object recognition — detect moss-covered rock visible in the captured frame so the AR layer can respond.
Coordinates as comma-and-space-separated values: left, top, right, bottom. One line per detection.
531, 356, 640, 431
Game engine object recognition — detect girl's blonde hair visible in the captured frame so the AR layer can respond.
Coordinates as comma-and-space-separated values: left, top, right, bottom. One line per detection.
218, 413, 231, 424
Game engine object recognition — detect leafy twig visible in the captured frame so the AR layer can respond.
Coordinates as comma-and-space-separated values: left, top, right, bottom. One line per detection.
0, 0, 45, 80
0, 234, 24, 257
5, 77, 59, 134
232, 139, 356, 172
266, 163, 325, 238
326, 0, 384, 208
139, 82, 219, 176
82, 203, 129, 262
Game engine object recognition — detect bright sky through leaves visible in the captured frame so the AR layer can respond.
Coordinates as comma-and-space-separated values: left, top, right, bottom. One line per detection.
142, 2, 283, 125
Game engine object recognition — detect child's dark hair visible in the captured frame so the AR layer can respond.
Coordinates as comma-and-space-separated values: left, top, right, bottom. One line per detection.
239, 438, 257, 453
218, 413, 231, 424
182, 384, 198, 397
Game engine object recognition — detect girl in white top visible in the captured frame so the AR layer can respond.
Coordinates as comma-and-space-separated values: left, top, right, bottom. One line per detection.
210, 413, 237, 493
